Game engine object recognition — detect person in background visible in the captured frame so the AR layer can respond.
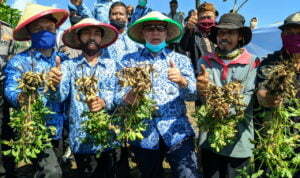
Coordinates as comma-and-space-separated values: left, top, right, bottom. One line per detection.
94, 0, 121, 23
184, 9, 197, 26
116, 11, 201, 178
129, 0, 152, 24
250, 17, 258, 30
126, 5, 134, 22
168, 0, 184, 25
68, 0, 93, 25
180, 2, 218, 71
256, 12, 300, 178
4, 3, 69, 177
196, 12, 258, 178
104, 2, 141, 62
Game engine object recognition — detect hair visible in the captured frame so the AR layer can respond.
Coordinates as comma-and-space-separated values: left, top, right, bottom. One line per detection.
197, 2, 218, 16
109, 2, 128, 16
170, 0, 178, 5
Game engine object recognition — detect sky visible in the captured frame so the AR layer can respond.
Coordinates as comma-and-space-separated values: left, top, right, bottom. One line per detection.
6, 0, 300, 29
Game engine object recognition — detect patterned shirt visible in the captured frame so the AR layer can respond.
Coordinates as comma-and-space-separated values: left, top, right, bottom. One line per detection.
94, 0, 120, 23
115, 48, 196, 150
51, 53, 116, 154
103, 31, 141, 62
68, 1, 93, 18
4, 49, 66, 140
129, 5, 152, 24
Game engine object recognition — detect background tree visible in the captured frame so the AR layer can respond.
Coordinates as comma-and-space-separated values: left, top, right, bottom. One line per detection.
0, 0, 21, 27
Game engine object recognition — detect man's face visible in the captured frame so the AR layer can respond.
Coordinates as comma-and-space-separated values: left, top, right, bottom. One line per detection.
216, 29, 242, 52
110, 5, 128, 23
198, 11, 216, 21
79, 26, 102, 51
127, 6, 134, 16
142, 22, 167, 45
27, 18, 56, 34
170, 2, 177, 12
282, 25, 300, 35
71, 0, 82, 6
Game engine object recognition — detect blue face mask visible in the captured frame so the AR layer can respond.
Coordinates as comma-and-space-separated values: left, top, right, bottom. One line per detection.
31, 30, 57, 49
145, 41, 167, 53
138, 0, 147, 7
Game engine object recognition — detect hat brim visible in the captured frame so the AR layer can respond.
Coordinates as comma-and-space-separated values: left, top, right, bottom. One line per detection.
279, 22, 300, 30
127, 17, 183, 44
209, 26, 252, 47
62, 23, 118, 49
13, 9, 69, 41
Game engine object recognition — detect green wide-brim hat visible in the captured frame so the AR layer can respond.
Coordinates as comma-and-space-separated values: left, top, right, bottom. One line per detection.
127, 11, 183, 44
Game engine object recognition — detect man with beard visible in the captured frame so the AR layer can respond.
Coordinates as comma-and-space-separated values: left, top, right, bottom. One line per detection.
104, 1, 140, 62
196, 13, 259, 177
3, 3, 69, 177
48, 18, 130, 178
180, 2, 218, 71
256, 12, 300, 178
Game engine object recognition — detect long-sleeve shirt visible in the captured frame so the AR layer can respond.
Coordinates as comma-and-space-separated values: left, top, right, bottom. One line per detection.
196, 49, 259, 158
68, 1, 93, 18
115, 48, 196, 150
103, 31, 141, 62
4, 49, 65, 140
129, 5, 152, 24
93, 0, 120, 23
51, 53, 116, 154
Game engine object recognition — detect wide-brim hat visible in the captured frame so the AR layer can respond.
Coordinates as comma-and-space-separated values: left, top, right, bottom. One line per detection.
13, 3, 69, 41
127, 11, 183, 44
209, 13, 252, 47
62, 18, 118, 49
279, 12, 300, 30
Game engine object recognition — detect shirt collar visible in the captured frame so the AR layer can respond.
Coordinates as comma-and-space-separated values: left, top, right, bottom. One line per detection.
29, 48, 56, 63
140, 47, 170, 59
78, 51, 107, 67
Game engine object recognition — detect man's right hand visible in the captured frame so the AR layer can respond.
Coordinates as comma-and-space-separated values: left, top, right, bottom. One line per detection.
196, 64, 210, 95
257, 89, 283, 108
186, 14, 198, 31
48, 56, 62, 87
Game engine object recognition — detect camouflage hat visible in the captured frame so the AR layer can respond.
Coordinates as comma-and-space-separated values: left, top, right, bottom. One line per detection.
279, 12, 300, 30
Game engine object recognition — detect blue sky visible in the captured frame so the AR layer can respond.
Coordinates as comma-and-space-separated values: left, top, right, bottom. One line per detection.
7, 0, 300, 28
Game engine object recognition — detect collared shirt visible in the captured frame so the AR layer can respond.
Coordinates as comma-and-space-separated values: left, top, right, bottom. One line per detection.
68, 2, 93, 18
115, 48, 196, 150
167, 11, 184, 25
93, 0, 120, 23
4, 49, 65, 140
51, 53, 116, 154
103, 31, 141, 62
197, 49, 259, 158
129, 6, 152, 24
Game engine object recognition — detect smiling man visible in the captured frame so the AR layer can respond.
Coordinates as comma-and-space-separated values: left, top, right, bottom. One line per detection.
196, 13, 259, 177
116, 11, 200, 178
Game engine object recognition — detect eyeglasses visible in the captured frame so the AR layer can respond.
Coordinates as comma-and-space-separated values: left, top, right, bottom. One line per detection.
143, 25, 167, 32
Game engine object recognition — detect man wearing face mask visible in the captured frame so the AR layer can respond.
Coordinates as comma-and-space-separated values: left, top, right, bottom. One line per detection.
180, 2, 218, 71
256, 12, 300, 177
116, 11, 200, 178
196, 12, 259, 177
129, 0, 152, 24
48, 18, 130, 178
104, 1, 141, 62
3, 3, 69, 178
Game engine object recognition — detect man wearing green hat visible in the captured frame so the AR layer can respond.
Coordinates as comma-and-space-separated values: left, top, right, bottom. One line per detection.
116, 11, 200, 178
196, 12, 258, 177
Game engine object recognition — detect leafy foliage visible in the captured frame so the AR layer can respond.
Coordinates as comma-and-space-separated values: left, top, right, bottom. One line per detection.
0, 2, 21, 28
193, 81, 246, 152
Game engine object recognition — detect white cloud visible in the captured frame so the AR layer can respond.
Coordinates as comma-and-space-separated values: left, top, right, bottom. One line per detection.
12, 0, 37, 11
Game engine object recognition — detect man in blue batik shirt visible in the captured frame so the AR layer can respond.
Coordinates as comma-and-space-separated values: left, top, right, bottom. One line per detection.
116, 11, 200, 178
104, 1, 140, 62
68, 0, 93, 25
129, 0, 152, 24
48, 18, 130, 178
4, 4, 69, 178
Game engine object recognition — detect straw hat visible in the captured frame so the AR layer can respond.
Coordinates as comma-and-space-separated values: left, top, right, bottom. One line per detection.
13, 3, 69, 41
127, 11, 183, 44
279, 12, 300, 30
62, 18, 118, 49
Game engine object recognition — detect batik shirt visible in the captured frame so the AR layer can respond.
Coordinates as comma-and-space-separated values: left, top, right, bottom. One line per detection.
4, 49, 65, 140
103, 31, 141, 62
115, 48, 196, 150
51, 53, 116, 154
94, 0, 120, 23
129, 5, 152, 24
68, 1, 93, 18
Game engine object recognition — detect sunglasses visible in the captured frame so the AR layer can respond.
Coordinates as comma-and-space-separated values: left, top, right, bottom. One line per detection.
143, 25, 167, 32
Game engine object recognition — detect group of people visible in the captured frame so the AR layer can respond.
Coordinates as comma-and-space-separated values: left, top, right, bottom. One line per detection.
0, 0, 299, 178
